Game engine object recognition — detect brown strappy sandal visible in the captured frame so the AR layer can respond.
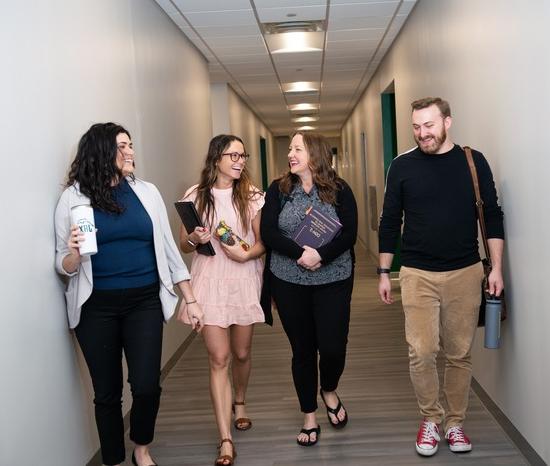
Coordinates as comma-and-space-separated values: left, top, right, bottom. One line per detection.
232, 401, 252, 431
215, 438, 237, 466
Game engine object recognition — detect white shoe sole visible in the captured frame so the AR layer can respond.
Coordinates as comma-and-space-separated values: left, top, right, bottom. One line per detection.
448, 443, 472, 453
416, 443, 438, 456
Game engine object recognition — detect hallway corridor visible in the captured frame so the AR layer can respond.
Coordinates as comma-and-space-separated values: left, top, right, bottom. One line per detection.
144, 248, 528, 466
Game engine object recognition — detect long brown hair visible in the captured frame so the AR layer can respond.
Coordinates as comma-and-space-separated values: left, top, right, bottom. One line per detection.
279, 131, 339, 204
188, 134, 260, 233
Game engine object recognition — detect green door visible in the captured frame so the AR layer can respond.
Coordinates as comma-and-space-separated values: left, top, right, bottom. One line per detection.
259, 137, 268, 191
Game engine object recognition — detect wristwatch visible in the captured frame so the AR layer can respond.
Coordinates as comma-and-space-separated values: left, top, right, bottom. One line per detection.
187, 238, 197, 248
376, 267, 391, 275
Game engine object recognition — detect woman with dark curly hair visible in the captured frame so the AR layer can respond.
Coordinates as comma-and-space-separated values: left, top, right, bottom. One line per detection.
178, 134, 265, 466
260, 131, 357, 446
54, 122, 204, 466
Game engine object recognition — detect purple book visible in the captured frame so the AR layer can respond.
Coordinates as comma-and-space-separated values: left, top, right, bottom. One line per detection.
292, 206, 343, 248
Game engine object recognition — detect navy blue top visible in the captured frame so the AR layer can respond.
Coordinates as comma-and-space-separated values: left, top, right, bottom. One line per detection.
91, 179, 158, 289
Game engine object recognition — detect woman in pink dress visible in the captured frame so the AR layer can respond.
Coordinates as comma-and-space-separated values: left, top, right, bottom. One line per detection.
178, 134, 265, 466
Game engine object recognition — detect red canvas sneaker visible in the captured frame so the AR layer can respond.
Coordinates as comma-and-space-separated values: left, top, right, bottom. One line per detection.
445, 426, 473, 452
415, 420, 440, 456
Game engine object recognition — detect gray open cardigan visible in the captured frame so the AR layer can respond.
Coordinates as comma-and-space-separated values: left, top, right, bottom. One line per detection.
54, 177, 190, 329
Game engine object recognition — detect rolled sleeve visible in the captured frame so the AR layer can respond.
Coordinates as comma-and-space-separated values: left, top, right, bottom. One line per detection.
153, 184, 191, 284
54, 188, 78, 277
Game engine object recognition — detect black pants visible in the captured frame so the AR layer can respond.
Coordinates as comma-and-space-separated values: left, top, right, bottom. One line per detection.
271, 275, 353, 413
75, 282, 163, 466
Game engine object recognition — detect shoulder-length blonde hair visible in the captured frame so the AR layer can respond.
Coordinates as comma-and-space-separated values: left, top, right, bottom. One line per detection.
278, 131, 339, 204
188, 134, 260, 233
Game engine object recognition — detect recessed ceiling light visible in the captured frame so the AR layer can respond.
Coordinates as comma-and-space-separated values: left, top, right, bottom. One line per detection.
292, 116, 320, 123
296, 126, 317, 131
288, 103, 320, 112
282, 81, 320, 93
263, 20, 324, 34
266, 31, 324, 53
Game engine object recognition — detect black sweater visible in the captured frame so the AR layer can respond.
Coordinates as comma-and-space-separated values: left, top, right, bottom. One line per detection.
378, 144, 504, 272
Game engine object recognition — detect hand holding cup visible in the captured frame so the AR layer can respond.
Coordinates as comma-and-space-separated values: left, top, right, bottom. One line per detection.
68, 225, 84, 257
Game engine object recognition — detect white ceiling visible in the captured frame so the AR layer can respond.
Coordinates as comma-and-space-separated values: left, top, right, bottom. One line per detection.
155, 0, 417, 136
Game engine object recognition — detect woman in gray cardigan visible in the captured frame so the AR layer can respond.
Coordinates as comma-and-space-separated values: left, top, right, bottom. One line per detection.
54, 123, 203, 466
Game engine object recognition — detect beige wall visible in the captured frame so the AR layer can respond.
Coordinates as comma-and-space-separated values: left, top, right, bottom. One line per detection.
274, 136, 291, 179
0, 1, 211, 464
341, 0, 550, 462
130, 0, 211, 362
210, 83, 231, 136
227, 87, 275, 189
210, 83, 275, 189
340, 108, 378, 251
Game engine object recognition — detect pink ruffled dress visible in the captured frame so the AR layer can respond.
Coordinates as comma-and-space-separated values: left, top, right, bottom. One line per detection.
181, 184, 265, 328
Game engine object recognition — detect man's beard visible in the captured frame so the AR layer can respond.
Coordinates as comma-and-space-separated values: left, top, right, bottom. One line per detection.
415, 128, 447, 154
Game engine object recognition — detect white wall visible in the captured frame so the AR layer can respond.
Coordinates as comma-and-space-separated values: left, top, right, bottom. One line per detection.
227, 86, 275, 188
341, 0, 550, 462
209, 84, 276, 189
340, 109, 375, 250
274, 136, 291, 179
210, 83, 231, 136
0, 1, 211, 464
129, 0, 211, 363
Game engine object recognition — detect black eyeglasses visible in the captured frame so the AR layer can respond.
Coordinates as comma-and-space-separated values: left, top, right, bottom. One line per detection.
222, 152, 250, 162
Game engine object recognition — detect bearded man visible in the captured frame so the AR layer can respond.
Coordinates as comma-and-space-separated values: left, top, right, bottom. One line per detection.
377, 97, 504, 457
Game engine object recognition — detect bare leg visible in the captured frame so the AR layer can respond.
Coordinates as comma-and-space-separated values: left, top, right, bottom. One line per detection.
202, 326, 233, 463
230, 324, 254, 426
133, 444, 155, 466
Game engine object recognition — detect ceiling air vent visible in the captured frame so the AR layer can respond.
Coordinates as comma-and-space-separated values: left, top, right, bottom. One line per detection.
263, 21, 325, 54
263, 20, 325, 35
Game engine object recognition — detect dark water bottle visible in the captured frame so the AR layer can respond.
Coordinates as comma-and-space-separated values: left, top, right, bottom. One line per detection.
484, 295, 502, 349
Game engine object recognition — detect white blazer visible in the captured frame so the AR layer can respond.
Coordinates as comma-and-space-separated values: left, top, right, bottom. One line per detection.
54, 178, 190, 329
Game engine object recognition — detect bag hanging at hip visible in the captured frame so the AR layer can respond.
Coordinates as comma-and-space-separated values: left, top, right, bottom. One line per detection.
463, 146, 507, 327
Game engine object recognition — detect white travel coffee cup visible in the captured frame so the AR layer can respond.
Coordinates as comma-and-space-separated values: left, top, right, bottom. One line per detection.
71, 205, 98, 256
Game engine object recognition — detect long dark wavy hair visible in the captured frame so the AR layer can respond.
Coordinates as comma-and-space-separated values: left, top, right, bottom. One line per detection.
279, 131, 340, 204
66, 122, 133, 213
187, 134, 260, 233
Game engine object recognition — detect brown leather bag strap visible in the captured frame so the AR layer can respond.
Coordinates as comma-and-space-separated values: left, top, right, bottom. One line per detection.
463, 146, 491, 265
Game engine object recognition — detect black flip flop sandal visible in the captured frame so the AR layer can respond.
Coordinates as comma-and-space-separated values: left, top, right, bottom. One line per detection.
296, 425, 321, 446
320, 390, 348, 429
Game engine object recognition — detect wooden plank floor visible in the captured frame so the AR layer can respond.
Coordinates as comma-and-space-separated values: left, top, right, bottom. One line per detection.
140, 247, 529, 465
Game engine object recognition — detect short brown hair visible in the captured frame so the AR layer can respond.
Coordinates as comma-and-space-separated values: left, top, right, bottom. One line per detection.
411, 97, 451, 118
